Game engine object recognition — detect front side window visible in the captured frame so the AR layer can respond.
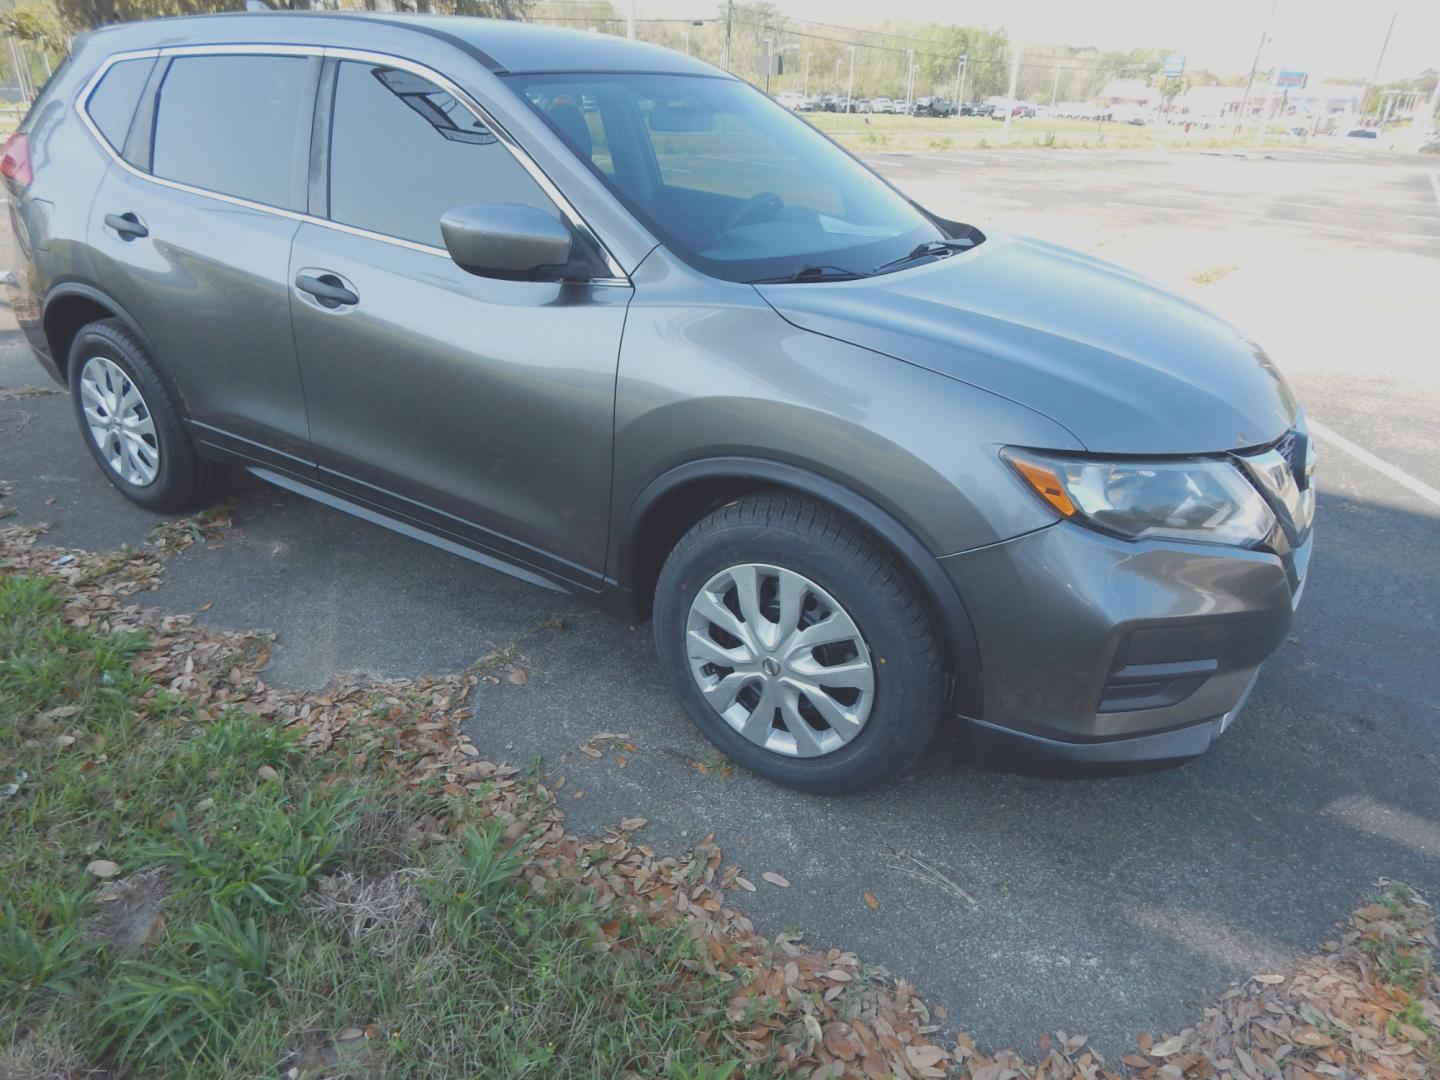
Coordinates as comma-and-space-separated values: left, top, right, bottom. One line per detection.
152, 54, 311, 211
510, 72, 946, 283
328, 60, 561, 248
84, 57, 156, 153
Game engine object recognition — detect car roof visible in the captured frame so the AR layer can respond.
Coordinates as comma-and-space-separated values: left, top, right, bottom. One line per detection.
82, 12, 722, 78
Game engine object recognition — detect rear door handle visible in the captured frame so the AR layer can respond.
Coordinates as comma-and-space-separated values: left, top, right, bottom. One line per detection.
104, 211, 148, 240
295, 271, 359, 309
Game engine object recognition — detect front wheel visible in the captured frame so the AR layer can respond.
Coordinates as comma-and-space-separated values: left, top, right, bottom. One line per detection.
653, 494, 947, 794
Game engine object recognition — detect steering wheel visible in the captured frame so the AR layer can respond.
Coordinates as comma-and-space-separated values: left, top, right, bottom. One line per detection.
716, 191, 784, 238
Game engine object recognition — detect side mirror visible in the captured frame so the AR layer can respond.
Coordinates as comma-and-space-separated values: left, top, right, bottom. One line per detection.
440, 203, 574, 281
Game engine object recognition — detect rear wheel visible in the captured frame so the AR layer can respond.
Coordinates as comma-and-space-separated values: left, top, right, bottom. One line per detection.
654, 494, 947, 794
68, 319, 224, 513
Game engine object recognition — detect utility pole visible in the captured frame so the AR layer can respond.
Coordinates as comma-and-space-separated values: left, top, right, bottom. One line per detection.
1002, 47, 1020, 142
1232, 0, 1279, 141
1253, 66, 1277, 143
1359, 11, 1397, 120
1051, 66, 1060, 108
626, 0, 636, 41
804, 53, 810, 97
765, 35, 773, 96
904, 48, 915, 113
953, 54, 967, 109
681, 29, 689, 55
722, 0, 733, 73
846, 46, 856, 113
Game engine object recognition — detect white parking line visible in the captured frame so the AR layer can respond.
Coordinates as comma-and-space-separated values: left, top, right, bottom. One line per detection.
1309, 418, 1440, 509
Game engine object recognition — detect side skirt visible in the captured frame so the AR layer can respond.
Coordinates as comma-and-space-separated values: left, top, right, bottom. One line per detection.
247, 466, 571, 595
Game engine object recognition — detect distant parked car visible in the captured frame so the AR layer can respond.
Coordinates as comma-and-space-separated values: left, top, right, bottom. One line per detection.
1346, 128, 1377, 139
869, 97, 895, 115
776, 90, 805, 110
912, 97, 956, 118
1287, 125, 1307, 137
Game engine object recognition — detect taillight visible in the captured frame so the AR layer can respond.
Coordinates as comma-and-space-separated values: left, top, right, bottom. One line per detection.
0, 132, 32, 187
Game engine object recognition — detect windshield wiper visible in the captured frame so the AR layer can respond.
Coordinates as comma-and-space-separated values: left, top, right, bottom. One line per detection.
750, 265, 866, 284
870, 239, 972, 275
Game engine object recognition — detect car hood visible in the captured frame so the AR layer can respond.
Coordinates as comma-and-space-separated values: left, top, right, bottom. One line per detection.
754, 232, 1297, 454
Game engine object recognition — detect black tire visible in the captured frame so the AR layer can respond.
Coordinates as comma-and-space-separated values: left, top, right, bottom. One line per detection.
654, 493, 947, 794
67, 318, 224, 513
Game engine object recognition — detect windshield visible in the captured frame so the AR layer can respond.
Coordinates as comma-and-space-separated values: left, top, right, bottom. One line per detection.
506, 72, 947, 283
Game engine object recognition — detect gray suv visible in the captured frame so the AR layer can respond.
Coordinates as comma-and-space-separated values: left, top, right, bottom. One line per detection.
3, 14, 1314, 793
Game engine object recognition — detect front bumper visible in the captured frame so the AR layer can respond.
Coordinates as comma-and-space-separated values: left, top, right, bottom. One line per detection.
940, 520, 1309, 763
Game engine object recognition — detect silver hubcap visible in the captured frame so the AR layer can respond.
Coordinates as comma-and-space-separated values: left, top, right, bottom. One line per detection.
686, 563, 875, 758
79, 356, 160, 488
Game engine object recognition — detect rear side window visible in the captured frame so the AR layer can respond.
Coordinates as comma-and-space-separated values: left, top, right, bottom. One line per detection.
152, 54, 311, 211
327, 60, 560, 247
84, 57, 156, 153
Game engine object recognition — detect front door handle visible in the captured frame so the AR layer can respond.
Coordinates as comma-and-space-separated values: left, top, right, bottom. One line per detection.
295, 271, 359, 309
104, 211, 148, 240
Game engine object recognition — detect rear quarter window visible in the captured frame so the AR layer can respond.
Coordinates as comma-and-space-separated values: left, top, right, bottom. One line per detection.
151, 54, 313, 211
83, 56, 157, 153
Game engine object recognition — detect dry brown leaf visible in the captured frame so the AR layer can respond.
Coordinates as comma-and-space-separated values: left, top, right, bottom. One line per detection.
619, 817, 647, 832
1149, 1036, 1186, 1056
86, 860, 120, 879
905, 1044, 945, 1069
762, 872, 790, 888
863, 891, 880, 911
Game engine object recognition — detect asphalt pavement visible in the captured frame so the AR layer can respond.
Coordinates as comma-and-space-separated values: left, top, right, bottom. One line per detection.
3, 146, 1438, 1057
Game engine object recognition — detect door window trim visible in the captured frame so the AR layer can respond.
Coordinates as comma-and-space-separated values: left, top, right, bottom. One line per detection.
74, 43, 630, 284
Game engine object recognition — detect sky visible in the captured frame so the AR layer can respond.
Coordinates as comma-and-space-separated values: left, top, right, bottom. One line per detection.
635, 0, 1440, 83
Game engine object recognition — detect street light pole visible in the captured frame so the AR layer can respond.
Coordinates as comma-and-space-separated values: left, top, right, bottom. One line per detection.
904, 48, 915, 113
626, 0, 636, 41
953, 54, 967, 110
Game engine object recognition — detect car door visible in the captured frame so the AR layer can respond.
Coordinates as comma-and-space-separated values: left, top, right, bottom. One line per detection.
288, 56, 630, 585
86, 50, 320, 470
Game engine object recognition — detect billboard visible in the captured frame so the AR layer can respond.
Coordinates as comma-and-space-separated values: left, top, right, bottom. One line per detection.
1162, 54, 1186, 78
1276, 70, 1308, 89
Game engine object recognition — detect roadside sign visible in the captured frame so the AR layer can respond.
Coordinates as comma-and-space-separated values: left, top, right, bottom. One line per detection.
1276, 70, 1308, 89
1162, 54, 1186, 78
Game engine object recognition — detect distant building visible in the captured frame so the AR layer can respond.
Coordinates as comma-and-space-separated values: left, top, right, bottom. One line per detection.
1171, 85, 1243, 118
1099, 79, 1159, 109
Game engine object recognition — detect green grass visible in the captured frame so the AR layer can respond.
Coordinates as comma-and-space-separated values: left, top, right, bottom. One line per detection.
798, 110, 1312, 154
0, 571, 741, 1078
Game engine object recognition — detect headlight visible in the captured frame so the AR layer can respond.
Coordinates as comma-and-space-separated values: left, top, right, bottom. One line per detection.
1003, 448, 1276, 546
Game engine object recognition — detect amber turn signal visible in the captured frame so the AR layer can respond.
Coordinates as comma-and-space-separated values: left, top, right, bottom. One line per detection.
1005, 453, 1077, 517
